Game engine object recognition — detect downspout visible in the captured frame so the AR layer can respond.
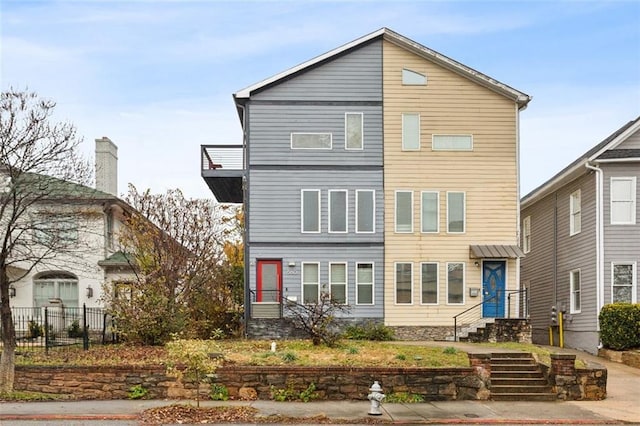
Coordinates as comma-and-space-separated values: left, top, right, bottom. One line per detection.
515, 103, 522, 317
585, 162, 604, 332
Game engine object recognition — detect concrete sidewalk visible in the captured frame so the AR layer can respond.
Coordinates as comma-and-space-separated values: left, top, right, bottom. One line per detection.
0, 399, 629, 425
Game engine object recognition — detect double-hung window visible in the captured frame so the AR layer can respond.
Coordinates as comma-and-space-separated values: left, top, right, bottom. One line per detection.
402, 113, 420, 150
447, 192, 465, 233
329, 262, 347, 304
421, 262, 438, 304
329, 190, 347, 233
395, 262, 413, 304
570, 269, 581, 313
302, 263, 320, 304
356, 263, 374, 305
356, 190, 375, 233
345, 113, 363, 150
447, 263, 464, 304
612, 263, 636, 303
395, 191, 413, 233
522, 216, 531, 253
611, 177, 636, 224
301, 190, 320, 233
570, 190, 581, 235
421, 191, 439, 233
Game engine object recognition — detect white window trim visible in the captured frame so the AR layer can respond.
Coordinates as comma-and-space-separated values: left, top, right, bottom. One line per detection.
344, 112, 364, 151
395, 190, 413, 233
290, 132, 332, 150
329, 262, 348, 305
401, 113, 420, 151
432, 134, 473, 151
611, 262, 637, 303
355, 189, 375, 234
301, 262, 320, 304
394, 262, 413, 305
328, 189, 348, 234
570, 189, 581, 236
355, 262, 374, 306
570, 269, 581, 314
611, 177, 637, 225
420, 262, 439, 305
522, 216, 531, 254
446, 262, 465, 305
420, 191, 439, 233
301, 189, 321, 233
446, 191, 466, 234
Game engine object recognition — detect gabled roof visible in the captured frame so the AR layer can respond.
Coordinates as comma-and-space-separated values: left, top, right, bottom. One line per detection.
233, 27, 531, 109
521, 115, 640, 209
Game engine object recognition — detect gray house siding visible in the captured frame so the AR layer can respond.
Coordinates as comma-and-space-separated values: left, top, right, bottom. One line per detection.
601, 163, 640, 305
248, 245, 384, 318
521, 172, 598, 352
248, 169, 383, 243
248, 104, 382, 166
554, 173, 598, 353
244, 40, 384, 326
251, 40, 382, 102
521, 193, 559, 345
618, 131, 640, 149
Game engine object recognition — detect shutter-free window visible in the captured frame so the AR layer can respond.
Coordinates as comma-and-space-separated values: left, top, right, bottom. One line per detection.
302, 263, 319, 304
432, 135, 473, 151
301, 190, 320, 233
421, 191, 439, 233
356, 263, 374, 305
447, 192, 465, 233
356, 190, 375, 233
395, 191, 413, 232
345, 113, 363, 150
395, 263, 413, 304
611, 177, 636, 224
421, 263, 438, 304
329, 190, 347, 233
402, 113, 420, 150
291, 133, 332, 149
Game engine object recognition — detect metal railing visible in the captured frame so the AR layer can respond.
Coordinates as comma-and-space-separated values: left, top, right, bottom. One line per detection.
249, 289, 283, 319
1, 304, 117, 353
453, 289, 528, 342
201, 145, 244, 171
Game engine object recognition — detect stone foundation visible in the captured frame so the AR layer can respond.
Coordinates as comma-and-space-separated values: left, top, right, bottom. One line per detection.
389, 326, 453, 341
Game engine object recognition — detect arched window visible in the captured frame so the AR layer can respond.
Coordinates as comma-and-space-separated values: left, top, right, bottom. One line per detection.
33, 272, 79, 308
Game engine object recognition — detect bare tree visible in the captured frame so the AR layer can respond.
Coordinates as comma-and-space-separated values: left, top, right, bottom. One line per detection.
103, 185, 241, 344
0, 89, 92, 393
285, 292, 351, 347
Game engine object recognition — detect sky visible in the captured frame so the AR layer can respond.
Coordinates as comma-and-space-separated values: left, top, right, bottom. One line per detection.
1, 0, 639, 200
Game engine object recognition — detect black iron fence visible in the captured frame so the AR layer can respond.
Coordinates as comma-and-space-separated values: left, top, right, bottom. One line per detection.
1, 304, 117, 353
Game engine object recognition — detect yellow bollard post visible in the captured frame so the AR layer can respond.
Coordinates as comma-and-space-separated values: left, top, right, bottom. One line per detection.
558, 312, 564, 348
549, 326, 554, 346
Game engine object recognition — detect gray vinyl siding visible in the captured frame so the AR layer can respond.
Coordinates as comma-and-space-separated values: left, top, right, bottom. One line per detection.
251, 40, 382, 102
244, 40, 385, 322
248, 104, 382, 166
521, 194, 556, 343
554, 174, 597, 331
521, 173, 597, 348
248, 169, 383, 243
601, 163, 640, 304
248, 245, 384, 318
618, 131, 640, 149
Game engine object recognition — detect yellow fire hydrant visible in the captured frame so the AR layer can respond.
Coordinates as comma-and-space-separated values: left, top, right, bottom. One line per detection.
367, 381, 385, 416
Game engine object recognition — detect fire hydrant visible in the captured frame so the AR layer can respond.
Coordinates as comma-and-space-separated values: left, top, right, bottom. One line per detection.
367, 381, 385, 416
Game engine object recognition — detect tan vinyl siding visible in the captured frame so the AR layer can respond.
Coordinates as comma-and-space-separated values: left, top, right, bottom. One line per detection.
382, 40, 521, 326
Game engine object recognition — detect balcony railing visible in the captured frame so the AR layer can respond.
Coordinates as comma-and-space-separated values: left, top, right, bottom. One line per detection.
201, 145, 244, 171
200, 145, 244, 203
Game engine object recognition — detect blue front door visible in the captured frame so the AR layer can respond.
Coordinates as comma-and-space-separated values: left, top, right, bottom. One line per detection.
482, 261, 506, 317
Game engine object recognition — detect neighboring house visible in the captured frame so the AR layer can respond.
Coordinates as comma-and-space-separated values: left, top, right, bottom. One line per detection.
8, 137, 134, 313
202, 28, 531, 339
520, 116, 640, 354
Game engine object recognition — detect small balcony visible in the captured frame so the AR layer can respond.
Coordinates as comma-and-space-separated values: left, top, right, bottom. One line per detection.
201, 144, 244, 203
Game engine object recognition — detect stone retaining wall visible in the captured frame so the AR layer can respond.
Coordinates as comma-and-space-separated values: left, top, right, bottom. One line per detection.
212, 365, 485, 401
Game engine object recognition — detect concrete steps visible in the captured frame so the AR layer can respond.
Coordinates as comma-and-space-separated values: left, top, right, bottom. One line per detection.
490, 352, 556, 401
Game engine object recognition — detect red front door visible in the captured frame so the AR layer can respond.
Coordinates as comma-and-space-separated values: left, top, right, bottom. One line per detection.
256, 260, 282, 303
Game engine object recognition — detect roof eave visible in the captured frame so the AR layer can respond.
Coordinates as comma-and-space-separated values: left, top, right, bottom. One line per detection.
233, 27, 531, 109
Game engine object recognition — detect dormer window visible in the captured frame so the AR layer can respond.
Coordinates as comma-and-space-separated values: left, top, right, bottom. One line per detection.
402, 68, 427, 85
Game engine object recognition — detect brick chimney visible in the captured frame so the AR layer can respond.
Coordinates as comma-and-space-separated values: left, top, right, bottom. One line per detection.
95, 137, 118, 196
